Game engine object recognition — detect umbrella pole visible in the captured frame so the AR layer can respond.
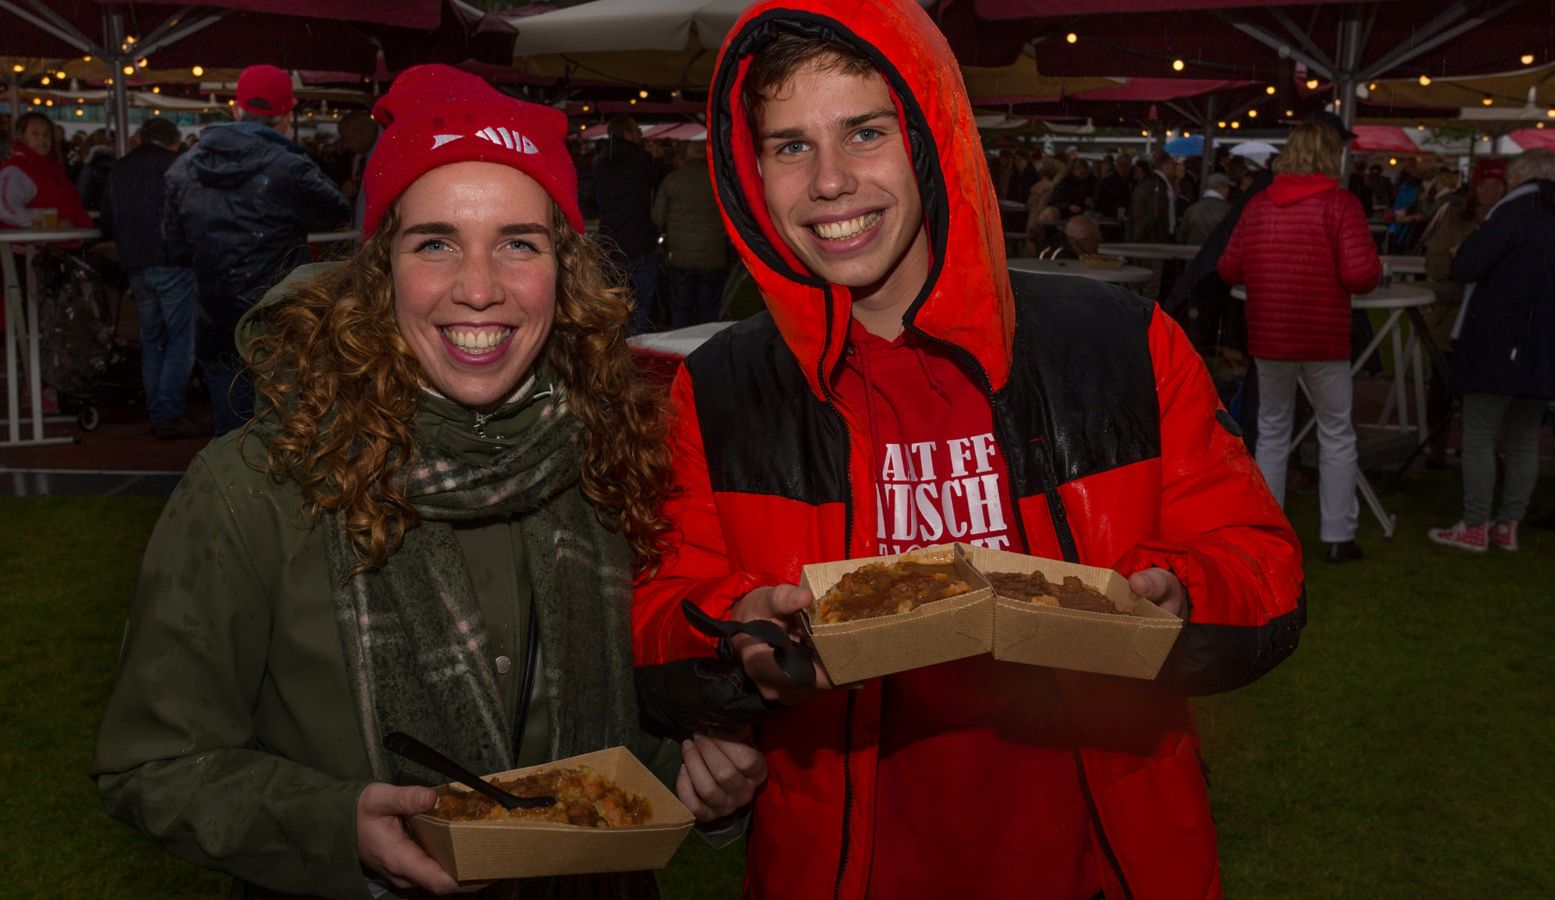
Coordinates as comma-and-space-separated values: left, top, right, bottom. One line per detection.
7, 72, 19, 131
103, 10, 131, 157
1202, 95, 1217, 172
1335, 13, 1364, 174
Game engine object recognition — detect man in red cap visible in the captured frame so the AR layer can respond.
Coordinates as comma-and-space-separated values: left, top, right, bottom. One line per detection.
163, 63, 350, 435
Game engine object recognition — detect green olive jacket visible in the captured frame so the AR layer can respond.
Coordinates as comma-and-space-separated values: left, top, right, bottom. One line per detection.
90, 388, 667, 900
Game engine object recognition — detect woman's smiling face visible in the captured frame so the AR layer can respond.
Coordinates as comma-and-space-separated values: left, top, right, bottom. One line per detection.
391, 161, 559, 411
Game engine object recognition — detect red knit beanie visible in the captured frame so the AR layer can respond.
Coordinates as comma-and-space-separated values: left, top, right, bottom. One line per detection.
1471, 157, 1508, 188
362, 64, 582, 238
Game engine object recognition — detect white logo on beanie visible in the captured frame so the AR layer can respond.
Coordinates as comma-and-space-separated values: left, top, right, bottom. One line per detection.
476, 126, 539, 154
431, 133, 464, 149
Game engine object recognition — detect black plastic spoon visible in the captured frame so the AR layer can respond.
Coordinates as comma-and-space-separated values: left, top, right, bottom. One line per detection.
382, 731, 556, 810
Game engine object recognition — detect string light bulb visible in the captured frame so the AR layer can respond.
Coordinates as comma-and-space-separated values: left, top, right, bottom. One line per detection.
1284, 108, 1294, 117
191, 65, 204, 77
1247, 108, 1257, 118
581, 103, 591, 112
31, 97, 41, 106
40, 76, 50, 85
1367, 82, 1378, 90
151, 85, 160, 94
1388, 157, 1398, 166
1418, 74, 1432, 86
137, 58, 148, 68
74, 108, 84, 117
1305, 78, 1319, 89
629, 97, 637, 105
44, 99, 53, 107
1521, 53, 1535, 65
56, 70, 66, 79
1265, 85, 1276, 95
1171, 59, 1185, 72
9, 63, 22, 73
83, 55, 92, 62
1216, 120, 1226, 128
1230, 120, 1241, 129
122, 64, 134, 76
638, 89, 649, 98
1482, 95, 1494, 106
1066, 32, 1078, 44
1139, 129, 1149, 137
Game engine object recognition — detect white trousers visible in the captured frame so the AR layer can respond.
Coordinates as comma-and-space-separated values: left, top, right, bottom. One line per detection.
1255, 358, 1359, 543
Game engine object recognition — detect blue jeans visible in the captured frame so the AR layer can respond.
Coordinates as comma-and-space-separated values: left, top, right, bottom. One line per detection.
623, 254, 660, 333
668, 267, 725, 328
128, 266, 197, 423
199, 355, 253, 437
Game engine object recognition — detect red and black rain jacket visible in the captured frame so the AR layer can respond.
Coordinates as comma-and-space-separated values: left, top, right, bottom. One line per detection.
633, 2, 1307, 898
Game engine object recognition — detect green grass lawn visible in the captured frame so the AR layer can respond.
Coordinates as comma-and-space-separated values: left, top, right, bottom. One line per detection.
2, 469, 1551, 897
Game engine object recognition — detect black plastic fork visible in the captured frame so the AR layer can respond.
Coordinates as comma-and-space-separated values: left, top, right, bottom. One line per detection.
680, 599, 818, 688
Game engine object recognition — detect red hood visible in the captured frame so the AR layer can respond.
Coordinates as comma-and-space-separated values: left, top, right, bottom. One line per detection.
707, 0, 1015, 400
1267, 172, 1340, 206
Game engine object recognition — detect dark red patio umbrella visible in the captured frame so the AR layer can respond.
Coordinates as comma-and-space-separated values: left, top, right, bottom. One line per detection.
949, 0, 1555, 82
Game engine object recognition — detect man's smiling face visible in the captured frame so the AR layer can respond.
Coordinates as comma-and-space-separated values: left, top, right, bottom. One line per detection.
756, 60, 928, 312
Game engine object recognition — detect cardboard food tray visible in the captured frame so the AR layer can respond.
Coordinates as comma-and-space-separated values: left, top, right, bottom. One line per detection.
798, 544, 993, 685
959, 543, 1183, 679
406, 746, 693, 883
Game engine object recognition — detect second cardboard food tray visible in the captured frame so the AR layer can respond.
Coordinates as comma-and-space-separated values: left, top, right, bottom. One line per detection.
798, 542, 1183, 684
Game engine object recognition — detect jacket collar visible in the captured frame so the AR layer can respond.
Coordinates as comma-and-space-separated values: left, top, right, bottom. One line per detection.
707, 0, 1015, 401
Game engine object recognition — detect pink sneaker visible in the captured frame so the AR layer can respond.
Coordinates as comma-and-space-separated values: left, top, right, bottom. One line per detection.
1428, 521, 1488, 552
1489, 521, 1520, 551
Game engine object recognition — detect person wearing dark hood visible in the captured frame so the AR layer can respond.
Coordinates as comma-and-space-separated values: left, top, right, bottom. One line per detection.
632, 2, 1307, 898
163, 64, 351, 436
590, 115, 664, 332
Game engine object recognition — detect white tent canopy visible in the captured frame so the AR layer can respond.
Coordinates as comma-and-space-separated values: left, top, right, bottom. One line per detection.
508, 0, 751, 57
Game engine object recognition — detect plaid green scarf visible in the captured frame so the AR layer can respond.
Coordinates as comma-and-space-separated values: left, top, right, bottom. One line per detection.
327, 386, 640, 787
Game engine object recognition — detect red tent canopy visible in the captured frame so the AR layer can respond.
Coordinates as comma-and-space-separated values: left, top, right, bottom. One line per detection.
974, 0, 1367, 16
1509, 128, 1555, 151
1349, 125, 1422, 154
2, 0, 514, 72
1067, 78, 1256, 102
940, 0, 1555, 82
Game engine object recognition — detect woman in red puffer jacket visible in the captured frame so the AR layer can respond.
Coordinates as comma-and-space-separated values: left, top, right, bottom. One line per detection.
1219, 121, 1381, 563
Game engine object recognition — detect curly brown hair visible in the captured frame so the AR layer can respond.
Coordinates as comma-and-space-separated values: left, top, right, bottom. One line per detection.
245, 202, 674, 574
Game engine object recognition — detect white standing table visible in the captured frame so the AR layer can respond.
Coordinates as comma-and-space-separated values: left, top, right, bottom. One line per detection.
1231, 283, 1437, 537
2, 228, 102, 449
1007, 257, 1152, 285
1099, 242, 1202, 261
1379, 254, 1426, 277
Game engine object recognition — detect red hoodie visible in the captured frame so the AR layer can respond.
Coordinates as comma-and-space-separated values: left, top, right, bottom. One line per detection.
634, 2, 1307, 898
838, 320, 1097, 899
1218, 172, 1381, 361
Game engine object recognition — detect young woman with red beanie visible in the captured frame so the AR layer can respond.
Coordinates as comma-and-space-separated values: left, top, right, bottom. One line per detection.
91, 65, 761, 900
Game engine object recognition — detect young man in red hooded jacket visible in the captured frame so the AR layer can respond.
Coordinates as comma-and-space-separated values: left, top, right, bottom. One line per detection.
633, 2, 1307, 898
